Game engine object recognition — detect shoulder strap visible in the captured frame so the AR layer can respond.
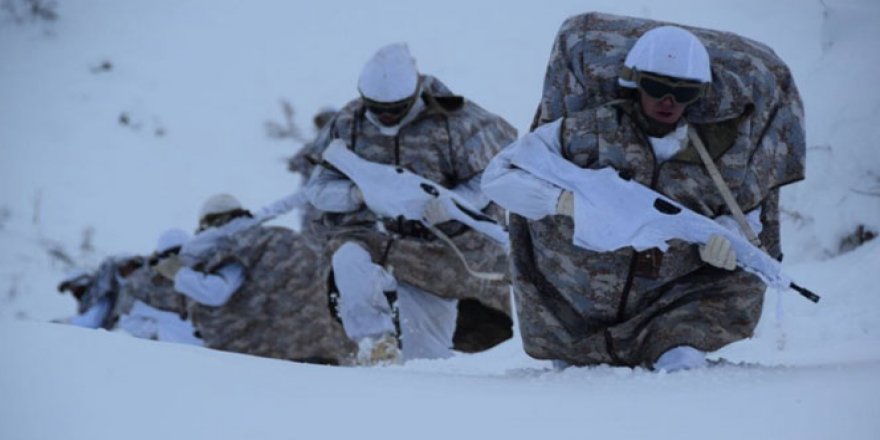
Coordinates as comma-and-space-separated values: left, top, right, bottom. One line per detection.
350, 105, 364, 150
687, 126, 763, 248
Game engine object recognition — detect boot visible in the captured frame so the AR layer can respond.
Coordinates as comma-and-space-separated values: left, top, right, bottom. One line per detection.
357, 333, 402, 366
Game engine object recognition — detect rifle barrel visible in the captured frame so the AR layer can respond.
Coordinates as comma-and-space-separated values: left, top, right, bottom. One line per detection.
790, 282, 821, 303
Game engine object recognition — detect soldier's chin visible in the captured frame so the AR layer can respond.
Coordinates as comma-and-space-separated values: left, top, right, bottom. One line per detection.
649, 111, 679, 125
379, 115, 404, 126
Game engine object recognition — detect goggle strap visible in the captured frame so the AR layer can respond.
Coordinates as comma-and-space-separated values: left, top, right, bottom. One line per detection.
636, 70, 706, 91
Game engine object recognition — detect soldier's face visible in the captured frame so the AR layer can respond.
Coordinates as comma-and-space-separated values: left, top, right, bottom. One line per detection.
364, 95, 416, 127
640, 91, 687, 125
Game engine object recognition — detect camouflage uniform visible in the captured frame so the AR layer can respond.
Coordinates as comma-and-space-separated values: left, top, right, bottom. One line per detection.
288, 108, 339, 178
288, 124, 332, 238
188, 225, 357, 365
119, 261, 189, 318
288, 142, 319, 178
311, 75, 517, 352
509, 13, 806, 368
79, 255, 145, 330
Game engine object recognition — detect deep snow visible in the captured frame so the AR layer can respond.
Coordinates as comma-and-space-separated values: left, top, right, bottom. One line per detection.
1, 0, 879, 439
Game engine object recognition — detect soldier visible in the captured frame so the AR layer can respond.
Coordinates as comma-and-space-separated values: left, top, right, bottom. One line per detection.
157, 193, 357, 365
56, 269, 99, 326
115, 228, 202, 345
125, 228, 192, 318
305, 43, 516, 364
288, 106, 339, 178
483, 15, 805, 371
57, 254, 144, 329
288, 107, 340, 243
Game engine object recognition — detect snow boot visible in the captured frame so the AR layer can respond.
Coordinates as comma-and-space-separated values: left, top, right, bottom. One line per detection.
357, 333, 402, 366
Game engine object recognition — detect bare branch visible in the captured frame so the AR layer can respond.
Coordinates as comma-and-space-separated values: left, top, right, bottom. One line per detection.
40, 238, 76, 269
0, 0, 57, 23
264, 99, 305, 142
838, 224, 878, 254
80, 226, 95, 253
0, 206, 10, 230
32, 189, 42, 226
849, 188, 880, 197
781, 207, 812, 226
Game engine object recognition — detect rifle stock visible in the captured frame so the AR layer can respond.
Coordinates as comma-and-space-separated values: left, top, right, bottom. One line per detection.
321, 141, 509, 247
180, 192, 307, 265
506, 140, 819, 303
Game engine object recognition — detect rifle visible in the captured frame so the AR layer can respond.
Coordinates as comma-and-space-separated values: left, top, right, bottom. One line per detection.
505, 139, 820, 303
321, 141, 509, 247
180, 192, 308, 265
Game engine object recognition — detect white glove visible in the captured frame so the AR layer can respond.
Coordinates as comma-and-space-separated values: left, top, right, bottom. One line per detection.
349, 185, 364, 205
556, 190, 574, 217
699, 234, 737, 271
154, 255, 184, 281
422, 198, 452, 226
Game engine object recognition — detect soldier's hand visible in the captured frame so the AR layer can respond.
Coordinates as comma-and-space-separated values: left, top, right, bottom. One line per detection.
556, 190, 574, 217
154, 255, 184, 281
350, 185, 364, 205
699, 234, 737, 271
422, 198, 452, 226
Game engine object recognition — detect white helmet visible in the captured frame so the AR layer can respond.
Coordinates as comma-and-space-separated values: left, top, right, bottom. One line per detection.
199, 193, 242, 221
619, 26, 711, 88
358, 43, 419, 102
155, 228, 190, 254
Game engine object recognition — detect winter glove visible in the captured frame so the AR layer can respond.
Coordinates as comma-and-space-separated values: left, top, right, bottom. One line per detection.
154, 254, 184, 281
699, 234, 737, 271
350, 185, 364, 205
422, 198, 452, 226
556, 190, 574, 217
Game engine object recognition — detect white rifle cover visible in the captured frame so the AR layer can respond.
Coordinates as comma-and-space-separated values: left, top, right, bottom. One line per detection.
505, 137, 795, 291
322, 140, 509, 247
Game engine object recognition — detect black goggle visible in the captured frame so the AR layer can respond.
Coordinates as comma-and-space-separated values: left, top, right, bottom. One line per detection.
635, 71, 707, 105
363, 96, 416, 119
198, 209, 252, 232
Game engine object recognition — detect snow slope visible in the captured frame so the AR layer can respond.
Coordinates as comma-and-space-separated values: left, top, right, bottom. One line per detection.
1, 0, 879, 439
2, 320, 879, 440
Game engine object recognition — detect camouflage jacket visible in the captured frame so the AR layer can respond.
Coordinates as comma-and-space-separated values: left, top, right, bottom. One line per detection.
308, 75, 518, 351
79, 255, 145, 329
189, 225, 357, 365
510, 13, 806, 368
534, 13, 804, 238
288, 142, 318, 177
288, 132, 328, 238
118, 259, 189, 318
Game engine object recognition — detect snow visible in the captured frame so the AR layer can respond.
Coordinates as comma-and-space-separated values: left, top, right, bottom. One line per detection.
1, 0, 879, 439
3, 320, 879, 440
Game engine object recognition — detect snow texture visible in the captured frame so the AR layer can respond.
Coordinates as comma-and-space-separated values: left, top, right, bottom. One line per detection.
1, 0, 879, 439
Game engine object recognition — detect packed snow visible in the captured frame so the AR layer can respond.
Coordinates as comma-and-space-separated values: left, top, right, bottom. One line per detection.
1, 0, 879, 439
